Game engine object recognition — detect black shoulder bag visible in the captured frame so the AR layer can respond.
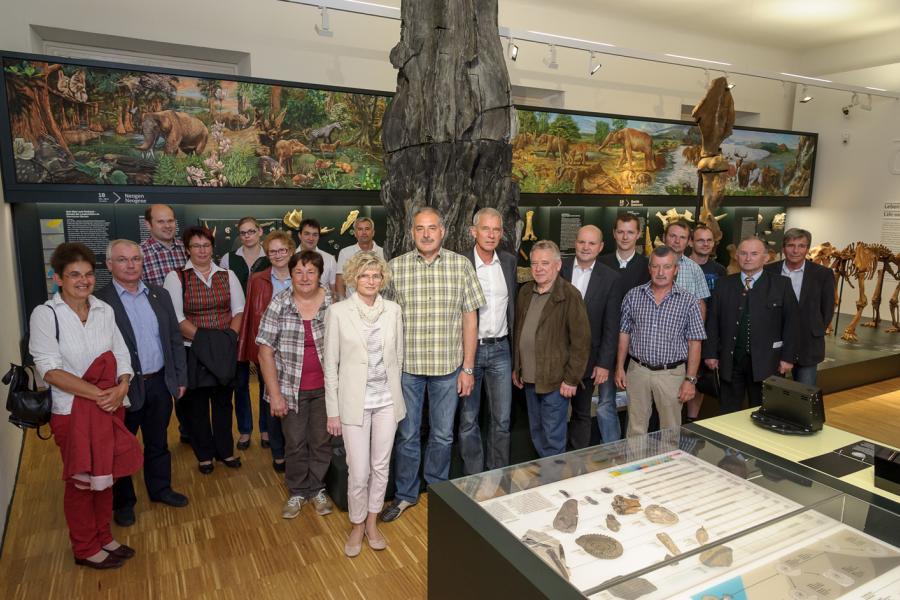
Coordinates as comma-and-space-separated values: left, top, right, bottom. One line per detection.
3, 306, 59, 439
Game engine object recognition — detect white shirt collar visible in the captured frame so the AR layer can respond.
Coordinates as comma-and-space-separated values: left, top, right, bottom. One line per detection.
235, 244, 262, 258
616, 250, 636, 263
183, 259, 227, 275
473, 247, 499, 268
574, 259, 595, 272
783, 260, 806, 273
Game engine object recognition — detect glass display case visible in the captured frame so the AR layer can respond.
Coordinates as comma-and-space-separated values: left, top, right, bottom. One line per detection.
428, 428, 900, 600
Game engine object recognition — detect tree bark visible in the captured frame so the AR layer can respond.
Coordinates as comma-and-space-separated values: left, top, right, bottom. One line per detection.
380, 0, 519, 258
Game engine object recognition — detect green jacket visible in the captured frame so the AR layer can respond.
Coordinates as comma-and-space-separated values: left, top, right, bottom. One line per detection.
513, 276, 591, 394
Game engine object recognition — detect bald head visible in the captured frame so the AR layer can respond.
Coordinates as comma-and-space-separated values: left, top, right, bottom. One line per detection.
574, 225, 604, 267
737, 237, 767, 275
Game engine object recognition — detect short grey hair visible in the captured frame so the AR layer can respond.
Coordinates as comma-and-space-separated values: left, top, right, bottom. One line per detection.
651, 245, 674, 259
106, 239, 142, 259
412, 206, 444, 228
530, 239, 561, 261
472, 207, 503, 226
783, 228, 812, 247
354, 216, 375, 229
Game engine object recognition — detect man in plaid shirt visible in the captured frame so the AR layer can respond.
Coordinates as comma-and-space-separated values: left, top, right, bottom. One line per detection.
141, 204, 186, 287
616, 246, 706, 438
380, 207, 485, 523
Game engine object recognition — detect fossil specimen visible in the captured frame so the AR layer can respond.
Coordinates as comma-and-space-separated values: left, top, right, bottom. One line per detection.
575, 534, 624, 559
696, 526, 709, 544
601, 486, 613, 493
585, 496, 599, 505
559, 489, 570, 498
608, 577, 658, 600
611, 495, 642, 515
656, 532, 682, 557
606, 514, 621, 532
644, 504, 678, 525
521, 529, 570, 581
553, 499, 579, 533
699, 545, 733, 567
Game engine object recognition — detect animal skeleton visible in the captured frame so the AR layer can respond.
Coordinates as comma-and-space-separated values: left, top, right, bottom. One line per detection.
340, 210, 360, 235
522, 210, 538, 241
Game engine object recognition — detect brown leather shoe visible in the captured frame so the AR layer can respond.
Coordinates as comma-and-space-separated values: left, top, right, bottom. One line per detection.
74, 553, 125, 570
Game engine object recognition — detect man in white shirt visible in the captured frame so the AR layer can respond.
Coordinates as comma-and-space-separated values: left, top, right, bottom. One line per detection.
335, 217, 384, 298
561, 226, 623, 448
598, 213, 650, 292
295, 218, 337, 294
459, 208, 518, 474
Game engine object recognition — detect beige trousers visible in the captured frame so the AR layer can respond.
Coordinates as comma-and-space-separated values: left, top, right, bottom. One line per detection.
341, 405, 397, 524
625, 361, 684, 438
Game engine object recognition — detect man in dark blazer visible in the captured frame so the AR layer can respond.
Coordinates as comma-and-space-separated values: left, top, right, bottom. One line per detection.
764, 228, 835, 386
562, 225, 623, 448
458, 208, 518, 473
598, 212, 650, 293
98, 239, 189, 526
703, 237, 800, 414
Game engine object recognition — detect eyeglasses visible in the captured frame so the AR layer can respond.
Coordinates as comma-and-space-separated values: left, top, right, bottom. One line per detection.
268, 248, 290, 257
111, 257, 143, 265
239, 229, 259, 237
63, 270, 96, 281
358, 273, 384, 281
189, 243, 213, 250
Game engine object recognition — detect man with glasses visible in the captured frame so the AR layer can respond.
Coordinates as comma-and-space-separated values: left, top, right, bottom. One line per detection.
141, 204, 186, 287
335, 217, 384, 299
96, 239, 189, 527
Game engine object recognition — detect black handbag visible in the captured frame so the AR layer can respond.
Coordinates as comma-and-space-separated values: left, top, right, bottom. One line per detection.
3, 306, 59, 439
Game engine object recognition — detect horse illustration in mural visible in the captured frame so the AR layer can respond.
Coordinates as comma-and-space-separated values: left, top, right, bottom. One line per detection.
598, 128, 657, 171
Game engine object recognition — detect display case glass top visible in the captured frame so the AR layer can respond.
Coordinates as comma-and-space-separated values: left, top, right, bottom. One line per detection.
446, 428, 900, 599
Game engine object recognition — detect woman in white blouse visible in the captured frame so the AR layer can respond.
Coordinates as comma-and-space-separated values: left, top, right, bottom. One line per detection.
29, 243, 136, 570
323, 252, 405, 557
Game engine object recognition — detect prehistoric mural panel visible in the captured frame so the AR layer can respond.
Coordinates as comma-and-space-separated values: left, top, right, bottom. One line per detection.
512, 108, 816, 199
2, 57, 388, 190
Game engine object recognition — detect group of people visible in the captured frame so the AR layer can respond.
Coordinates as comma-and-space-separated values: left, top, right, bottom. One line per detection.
28, 201, 834, 570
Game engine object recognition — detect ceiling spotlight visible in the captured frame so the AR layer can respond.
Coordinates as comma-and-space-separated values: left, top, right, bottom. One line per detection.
508, 37, 519, 61
727, 81, 736, 90
543, 44, 558, 70
589, 51, 601, 76
860, 93, 872, 111
314, 6, 333, 37
799, 85, 813, 103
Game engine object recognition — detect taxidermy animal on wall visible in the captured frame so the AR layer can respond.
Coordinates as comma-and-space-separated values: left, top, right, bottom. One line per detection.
136, 110, 208, 155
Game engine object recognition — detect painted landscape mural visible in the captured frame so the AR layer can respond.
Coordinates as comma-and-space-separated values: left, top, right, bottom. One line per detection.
512, 109, 816, 198
2, 58, 387, 189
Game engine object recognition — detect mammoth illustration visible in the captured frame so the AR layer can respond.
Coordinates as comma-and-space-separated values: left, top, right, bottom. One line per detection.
136, 110, 208, 156
599, 128, 657, 171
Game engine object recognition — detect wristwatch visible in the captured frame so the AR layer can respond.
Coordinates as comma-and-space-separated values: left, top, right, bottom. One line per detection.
462, 367, 474, 376
684, 375, 698, 385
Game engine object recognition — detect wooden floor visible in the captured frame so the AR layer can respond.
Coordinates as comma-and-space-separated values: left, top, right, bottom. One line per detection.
1, 377, 898, 599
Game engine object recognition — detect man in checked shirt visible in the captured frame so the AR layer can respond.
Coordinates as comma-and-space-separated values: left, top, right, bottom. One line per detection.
140, 204, 186, 287
616, 246, 706, 437
380, 207, 485, 523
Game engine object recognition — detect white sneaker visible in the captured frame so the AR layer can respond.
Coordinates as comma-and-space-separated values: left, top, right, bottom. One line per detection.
312, 489, 333, 516
282, 495, 306, 519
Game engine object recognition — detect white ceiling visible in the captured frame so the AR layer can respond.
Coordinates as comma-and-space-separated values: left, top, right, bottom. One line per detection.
527, 0, 900, 51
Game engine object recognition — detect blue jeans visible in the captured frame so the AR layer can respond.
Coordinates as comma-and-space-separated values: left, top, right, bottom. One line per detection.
394, 369, 460, 504
595, 378, 621, 444
524, 384, 568, 458
234, 362, 268, 435
792, 364, 818, 386
458, 340, 512, 474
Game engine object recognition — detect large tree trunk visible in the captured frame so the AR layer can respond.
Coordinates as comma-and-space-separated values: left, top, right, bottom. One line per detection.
6, 64, 70, 156
380, 0, 519, 258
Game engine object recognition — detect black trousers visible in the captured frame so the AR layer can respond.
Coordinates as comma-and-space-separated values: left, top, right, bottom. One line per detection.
182, 383, 235, 462
113, 372, 174, 509
566, 376, 593, 451
719, 354, 763, 414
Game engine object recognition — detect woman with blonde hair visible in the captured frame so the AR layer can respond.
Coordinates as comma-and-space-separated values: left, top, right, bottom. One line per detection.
323, 252, 405, 557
